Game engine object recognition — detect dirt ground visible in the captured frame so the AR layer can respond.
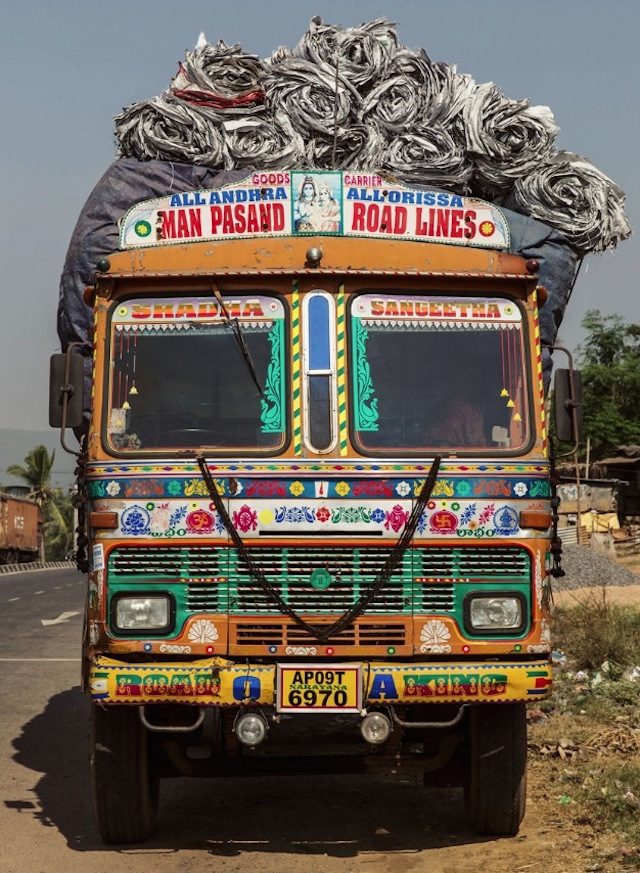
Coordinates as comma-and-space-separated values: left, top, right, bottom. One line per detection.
553, 553, 640, 608
521, 752, 640, 872
530, 551, 640, 870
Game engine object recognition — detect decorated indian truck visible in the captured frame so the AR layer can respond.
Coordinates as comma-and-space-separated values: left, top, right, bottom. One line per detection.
50, 169, 581, 844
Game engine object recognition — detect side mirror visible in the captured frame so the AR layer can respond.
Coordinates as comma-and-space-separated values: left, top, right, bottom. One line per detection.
49, 350, 85, 429
554, 367, 582, 447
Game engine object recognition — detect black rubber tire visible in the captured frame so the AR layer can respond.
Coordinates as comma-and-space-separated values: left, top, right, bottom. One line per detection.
90, 705, 159, 844
465, 702, 527, 836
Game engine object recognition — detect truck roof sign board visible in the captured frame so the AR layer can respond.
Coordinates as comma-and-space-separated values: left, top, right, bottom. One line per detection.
119, 170, 510, 252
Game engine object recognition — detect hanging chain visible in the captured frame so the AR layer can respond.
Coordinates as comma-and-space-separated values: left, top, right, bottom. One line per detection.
196, 454, 441, 643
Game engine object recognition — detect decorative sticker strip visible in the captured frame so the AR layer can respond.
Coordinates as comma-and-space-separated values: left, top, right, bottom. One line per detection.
90, 658, 550, 706
533, 288, 547, 454
260, 318, 286, 433
96, 497, 549, 540
291, 279, 302, 455
366, 662, 552, 703
335, 282, 348, 455
87, 475, 551, 501
352, 318, 379, 432
90, 658, 275, 706
86, 460, 548, 476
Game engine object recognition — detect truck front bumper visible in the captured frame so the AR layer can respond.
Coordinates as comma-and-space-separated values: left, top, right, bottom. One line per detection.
90, 656, 552, 706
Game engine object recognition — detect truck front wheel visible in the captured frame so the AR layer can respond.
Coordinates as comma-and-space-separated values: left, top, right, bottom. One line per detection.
90, 705, 159, 844
464, 702, 527, 836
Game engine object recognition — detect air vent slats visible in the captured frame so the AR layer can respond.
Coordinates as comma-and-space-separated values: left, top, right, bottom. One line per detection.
108, 545, 530, 619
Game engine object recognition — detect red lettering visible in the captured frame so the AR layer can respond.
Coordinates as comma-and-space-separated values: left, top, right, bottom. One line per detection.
273, 202, 285, 231
351, 202, 366, 231
161, 212, 176, 239
464, 209, 477, 238
176, 210, 191, 238
131, 304, 151, 319
243, 301, 265, 317
233, 203, 247, 233
450, 209, 464, 238
251, 172, 290, 185
174, 303, 198, 319
379, 204, 393, 232
246, 205, 259, 233
436, 209, 450, 237
222, 206, 234, 234
210, 205, 222, 232
258, 203, 271, 230
394, 206, 408, 234
174, 209, 202, 239
366, 204, 379, 233
152, 304, 175, 319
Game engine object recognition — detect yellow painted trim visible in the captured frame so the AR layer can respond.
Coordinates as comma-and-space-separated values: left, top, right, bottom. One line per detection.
89, 657, 551, 706
291, 280, 302, 455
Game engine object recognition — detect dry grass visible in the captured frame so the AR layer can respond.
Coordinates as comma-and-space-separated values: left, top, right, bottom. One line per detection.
531, 582, 640, 869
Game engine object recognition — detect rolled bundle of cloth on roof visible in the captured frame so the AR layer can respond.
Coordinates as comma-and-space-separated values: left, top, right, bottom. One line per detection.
462, 82, 559, 198
112, 17, 630, 257
170, 36, 267, 110
503, 151, 632, 254
59, 16, 630, 411
116, 95, 226, 166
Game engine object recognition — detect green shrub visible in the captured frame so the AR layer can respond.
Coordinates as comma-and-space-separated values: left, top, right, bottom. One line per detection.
553, 594, 640, 671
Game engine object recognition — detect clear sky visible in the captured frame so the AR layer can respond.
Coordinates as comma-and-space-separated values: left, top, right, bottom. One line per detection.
1, 0, 637, 430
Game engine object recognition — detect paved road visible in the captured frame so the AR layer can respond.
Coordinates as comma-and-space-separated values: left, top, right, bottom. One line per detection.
0, 568, 557, 873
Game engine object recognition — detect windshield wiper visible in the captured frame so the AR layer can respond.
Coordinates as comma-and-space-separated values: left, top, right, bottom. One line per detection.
211, 281, 264, 398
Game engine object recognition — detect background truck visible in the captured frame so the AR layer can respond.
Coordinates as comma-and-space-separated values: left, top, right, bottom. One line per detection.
0, 493, 41, 564
50, 17, 626, 847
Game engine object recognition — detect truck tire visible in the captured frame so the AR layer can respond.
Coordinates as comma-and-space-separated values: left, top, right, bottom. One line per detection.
464, 702, 527, 836
90, 705, 159, 844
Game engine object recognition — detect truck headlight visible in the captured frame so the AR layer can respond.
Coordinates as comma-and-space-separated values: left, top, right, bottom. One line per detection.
465, 593, 526, 634
112, 594, 173, 633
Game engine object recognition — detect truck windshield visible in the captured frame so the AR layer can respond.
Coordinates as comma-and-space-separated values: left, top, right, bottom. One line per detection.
351, 293, 531, 454
105, 294, 287, 453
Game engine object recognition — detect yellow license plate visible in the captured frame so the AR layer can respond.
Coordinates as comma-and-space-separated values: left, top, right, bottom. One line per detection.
276, 663, 363, 713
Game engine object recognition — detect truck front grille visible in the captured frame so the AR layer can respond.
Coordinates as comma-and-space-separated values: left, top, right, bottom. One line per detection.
108, 544, 531, 619
233, 621, 407, 648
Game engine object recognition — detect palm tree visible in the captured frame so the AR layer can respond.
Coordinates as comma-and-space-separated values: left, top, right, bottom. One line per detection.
46, 487, 74, 560
7, 444, 55, 561
7, 444, 55, 506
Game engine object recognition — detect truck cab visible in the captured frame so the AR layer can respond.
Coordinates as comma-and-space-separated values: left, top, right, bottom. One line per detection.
51, 170, 576, 844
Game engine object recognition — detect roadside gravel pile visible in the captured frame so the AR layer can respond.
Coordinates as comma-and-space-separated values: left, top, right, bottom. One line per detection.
553, 543, 640, 591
